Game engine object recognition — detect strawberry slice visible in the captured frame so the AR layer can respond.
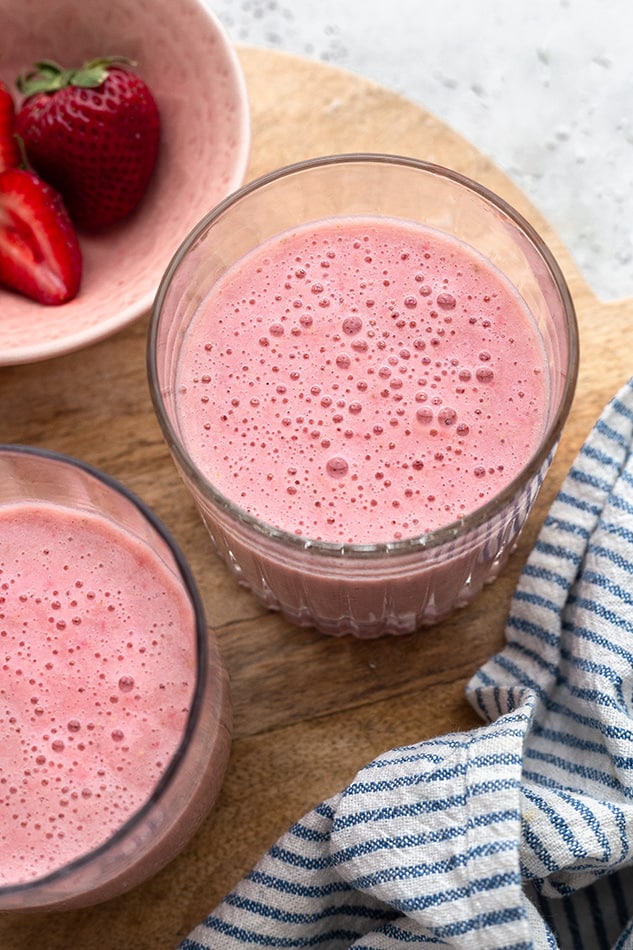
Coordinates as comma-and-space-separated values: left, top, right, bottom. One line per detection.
0, 168, 82, 305
0, 80, 19, 172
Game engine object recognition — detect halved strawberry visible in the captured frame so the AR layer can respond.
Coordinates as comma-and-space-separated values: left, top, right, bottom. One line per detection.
0, 168, 82, 305
0, 80, 20, 172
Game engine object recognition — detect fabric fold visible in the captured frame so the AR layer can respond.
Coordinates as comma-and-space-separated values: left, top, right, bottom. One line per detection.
180, 378, 633, 950
329, 715, 530, 946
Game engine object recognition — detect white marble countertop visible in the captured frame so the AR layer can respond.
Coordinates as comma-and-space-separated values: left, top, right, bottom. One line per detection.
210, 0, 633, 304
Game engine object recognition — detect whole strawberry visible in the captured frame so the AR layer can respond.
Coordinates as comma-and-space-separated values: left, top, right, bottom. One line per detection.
15, 57, 160, 231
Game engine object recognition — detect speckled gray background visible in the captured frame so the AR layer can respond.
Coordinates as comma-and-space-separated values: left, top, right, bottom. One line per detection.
208, 0, 633, 303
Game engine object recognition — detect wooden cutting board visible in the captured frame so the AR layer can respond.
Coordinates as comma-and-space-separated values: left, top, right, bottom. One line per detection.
1, 46, 631, 949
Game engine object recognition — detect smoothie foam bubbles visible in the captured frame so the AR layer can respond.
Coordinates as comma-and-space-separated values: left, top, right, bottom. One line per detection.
0, 502, 195, 885
175, 216, 550, 544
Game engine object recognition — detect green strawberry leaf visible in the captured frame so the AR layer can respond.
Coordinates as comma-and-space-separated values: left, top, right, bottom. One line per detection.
17, 57, 136, 96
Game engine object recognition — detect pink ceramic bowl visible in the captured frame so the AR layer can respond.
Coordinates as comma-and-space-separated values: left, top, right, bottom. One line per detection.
0, 0, 250, 365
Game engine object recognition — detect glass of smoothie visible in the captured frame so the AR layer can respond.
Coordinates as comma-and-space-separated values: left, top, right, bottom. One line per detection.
0, 445, 231, 911
148, 154, 578, 638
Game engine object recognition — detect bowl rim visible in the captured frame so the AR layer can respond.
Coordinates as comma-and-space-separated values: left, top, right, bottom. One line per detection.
0, 0, 251, 367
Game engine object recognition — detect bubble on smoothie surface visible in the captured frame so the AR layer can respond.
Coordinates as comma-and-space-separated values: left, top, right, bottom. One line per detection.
0, 504, 196, 885
326, 457, 349, 478
177, 216, 549, 544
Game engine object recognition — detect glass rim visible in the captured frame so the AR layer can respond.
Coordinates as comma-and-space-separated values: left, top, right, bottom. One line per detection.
0, 444, 209, 897
148, 152, 579, 559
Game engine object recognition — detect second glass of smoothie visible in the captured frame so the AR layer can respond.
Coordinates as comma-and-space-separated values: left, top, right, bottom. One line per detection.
0, 446, 231, 910
148, 154, 578, 638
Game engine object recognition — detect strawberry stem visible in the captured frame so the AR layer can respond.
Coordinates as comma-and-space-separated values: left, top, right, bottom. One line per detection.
17, 57, 135, 96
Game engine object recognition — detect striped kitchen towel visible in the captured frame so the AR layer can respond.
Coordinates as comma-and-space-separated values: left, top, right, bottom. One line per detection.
180, 377, 633, 950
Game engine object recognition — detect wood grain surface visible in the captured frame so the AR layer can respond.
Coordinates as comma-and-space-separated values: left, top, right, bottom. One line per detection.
1, 46, 631, 949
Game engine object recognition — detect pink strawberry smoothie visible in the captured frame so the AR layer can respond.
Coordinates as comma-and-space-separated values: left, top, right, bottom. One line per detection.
0, 501, 196, 886
175, 216, 549, 544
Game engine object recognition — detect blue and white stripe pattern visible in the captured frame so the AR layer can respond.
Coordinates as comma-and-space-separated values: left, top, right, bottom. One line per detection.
181, 377, 633, 950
